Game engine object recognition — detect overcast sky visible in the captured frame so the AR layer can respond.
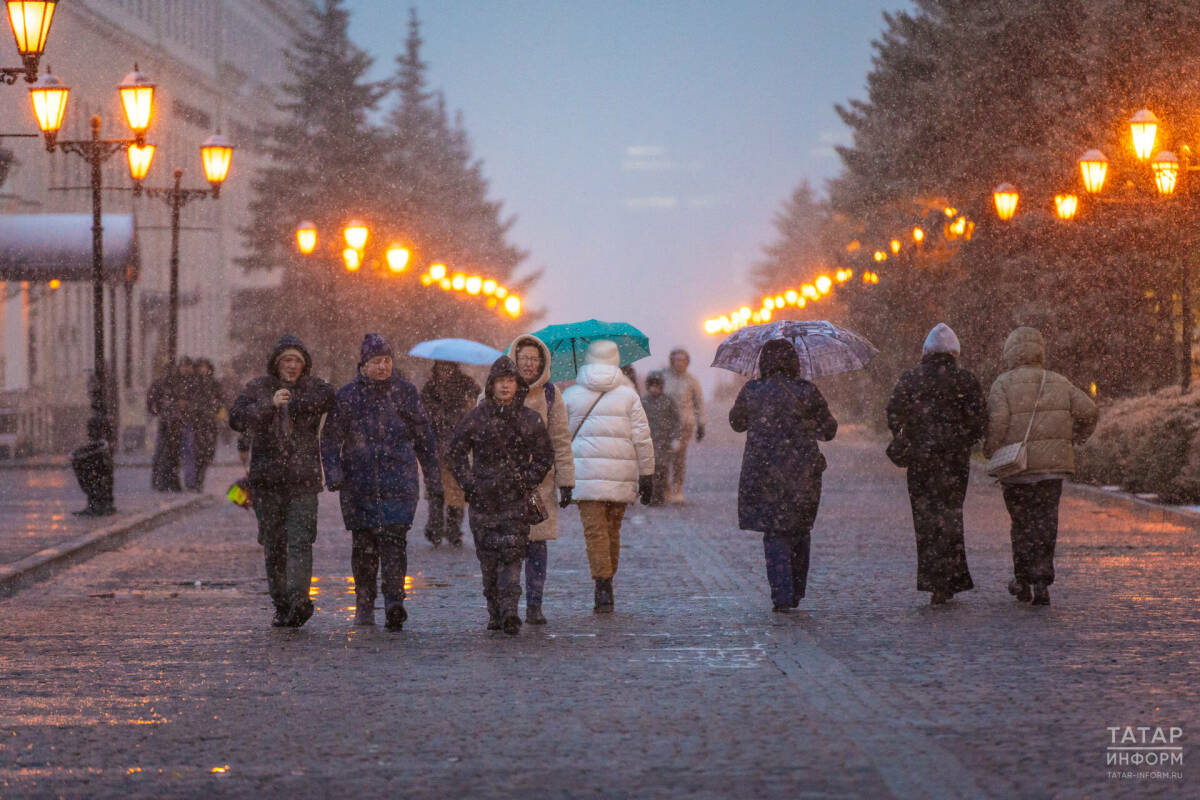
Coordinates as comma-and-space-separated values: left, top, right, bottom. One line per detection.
344, 0, 904, 387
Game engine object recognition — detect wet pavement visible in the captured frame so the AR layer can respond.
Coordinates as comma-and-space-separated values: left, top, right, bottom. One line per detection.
0, 426, 1195, 798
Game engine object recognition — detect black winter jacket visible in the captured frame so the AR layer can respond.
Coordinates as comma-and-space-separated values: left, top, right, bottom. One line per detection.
886, 353, 987, 462
229, 335, 336, 494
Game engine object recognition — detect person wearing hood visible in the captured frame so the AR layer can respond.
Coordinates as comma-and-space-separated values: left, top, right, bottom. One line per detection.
448, 356, 554, 635
322, 334, 442, 631
420, 360, 482, 547
985, 327, 1097, 606
886, 323, 987, 605
662, 347, 705, 503
147, 360, 184, 492
507, 334, 575, 625
730, 339, 837, 611
230, 334, 336, 628
563, 340, 656, 612
183, 357, 225, 492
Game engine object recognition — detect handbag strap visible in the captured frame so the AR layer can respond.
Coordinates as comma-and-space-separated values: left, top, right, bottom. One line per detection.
570, 390, 607, 441
1019, 370, 1048, 447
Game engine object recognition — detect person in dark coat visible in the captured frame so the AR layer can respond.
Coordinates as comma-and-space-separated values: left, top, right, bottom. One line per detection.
730, 339, 837, 611
886, 323, 987, 605
229, 334, 335, 628
183, 357, 224, 492
641, 371, 680, 506
147, 361, 184, 492
420, 361, 482, 547
447, 356, 554, 635
322, 334, 442, 631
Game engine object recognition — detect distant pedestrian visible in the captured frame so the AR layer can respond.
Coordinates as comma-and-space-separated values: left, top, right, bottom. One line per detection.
322, 334, 442, 631
640, 371, 680, 506
662, 347, 704, 503
985, 327, 1097, 606
448, 356, 554, 635
886, 323, 986, 605
147, 361, 183, 492
229, 335, 335, 628
730, 339, 836, 612
183, 357, 224, 492
563, 340, 655, 613
506, 334, 575, 626
621, 364, 640, 394
420, 361, 481, 547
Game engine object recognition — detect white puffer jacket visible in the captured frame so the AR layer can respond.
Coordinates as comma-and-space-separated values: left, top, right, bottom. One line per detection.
563, 353, 655, 504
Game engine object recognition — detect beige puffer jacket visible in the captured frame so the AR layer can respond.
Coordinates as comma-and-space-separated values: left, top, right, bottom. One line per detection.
984, 327, 1098, 475
506, 334, 575, 541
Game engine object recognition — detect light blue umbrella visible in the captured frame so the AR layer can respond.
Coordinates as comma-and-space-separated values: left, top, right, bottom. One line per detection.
530, 319, 651, 382
408, 338, 504, 366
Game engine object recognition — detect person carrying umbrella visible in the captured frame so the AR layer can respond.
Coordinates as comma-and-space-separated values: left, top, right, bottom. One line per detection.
448, 356, 554, 635
886, 323, 986, 605
506, 334, 575, 625
322, 334, 442, 630
420, 360, 482, 547
563, 340, 656, 612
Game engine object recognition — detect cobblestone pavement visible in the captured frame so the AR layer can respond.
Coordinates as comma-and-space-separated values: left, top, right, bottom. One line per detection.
0, 427, 1195, 798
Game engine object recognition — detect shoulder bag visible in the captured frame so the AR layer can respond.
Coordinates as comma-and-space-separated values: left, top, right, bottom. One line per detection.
986, 370, 1047, 479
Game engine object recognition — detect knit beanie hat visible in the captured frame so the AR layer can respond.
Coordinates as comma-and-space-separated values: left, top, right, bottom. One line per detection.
359, 333, 393, 366
922, 323, 961, 356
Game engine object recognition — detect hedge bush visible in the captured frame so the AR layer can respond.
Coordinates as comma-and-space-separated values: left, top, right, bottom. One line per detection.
1075, 383, 1200, 503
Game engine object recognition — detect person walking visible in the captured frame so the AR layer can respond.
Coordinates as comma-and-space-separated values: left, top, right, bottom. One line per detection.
641, 371, 680, 506
183, 357, 224, 492
420, 360, 481, 547
507, 334, 575, 625
230, 334, 335, 628
448, 356, 554, 635
985, 327, 1097, 606
730, 339, 837, 612
322, 334, 442, 631
563, 340, 655, 612
147, 361, 184, 492
662, 347, 704, 503
886, 323, 987, 605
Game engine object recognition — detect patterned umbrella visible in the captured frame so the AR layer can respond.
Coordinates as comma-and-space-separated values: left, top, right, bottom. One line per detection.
711, 320, 878, 380
530, 319, 651, 382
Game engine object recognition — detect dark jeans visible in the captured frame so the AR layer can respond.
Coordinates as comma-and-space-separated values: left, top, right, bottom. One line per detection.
906, 457, 974, 595
182, 424, 216, 492
762, 529, 811, 607
472, 521, 528, 621
525, 540, 548, 606
151, 420, 182, 492
649, 449, 670, 505
1002, 479, 1063, 586
254, 490, 319, 612
351, 525, 408, 611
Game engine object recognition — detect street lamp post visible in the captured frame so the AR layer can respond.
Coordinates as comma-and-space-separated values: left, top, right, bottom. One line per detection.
137, 135, 234, 362
29, 66, 156, 515
1, 0, 56, 84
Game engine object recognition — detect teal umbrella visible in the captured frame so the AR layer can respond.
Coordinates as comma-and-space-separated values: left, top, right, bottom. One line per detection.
531, 319, 651, 382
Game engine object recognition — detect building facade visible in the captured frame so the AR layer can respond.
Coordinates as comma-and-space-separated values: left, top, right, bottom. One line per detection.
0, 0, 305, 454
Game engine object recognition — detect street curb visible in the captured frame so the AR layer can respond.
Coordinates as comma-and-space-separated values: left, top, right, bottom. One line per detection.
0, 494, 215, 597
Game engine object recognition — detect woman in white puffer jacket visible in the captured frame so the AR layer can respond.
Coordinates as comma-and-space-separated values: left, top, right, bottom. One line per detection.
563, 340, 656, 613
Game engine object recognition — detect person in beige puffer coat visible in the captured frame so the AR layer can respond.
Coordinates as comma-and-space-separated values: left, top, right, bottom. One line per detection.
507, 334, 575, 625
985, 327, 1097, 606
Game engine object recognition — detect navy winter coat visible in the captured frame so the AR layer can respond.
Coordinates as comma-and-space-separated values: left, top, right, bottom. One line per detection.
730, 377, 837, 532
321, 373, 442, 531
229, 335, 335, 494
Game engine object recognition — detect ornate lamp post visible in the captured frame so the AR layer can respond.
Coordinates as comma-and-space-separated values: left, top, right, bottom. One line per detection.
2, 0, 56, 84
136, 135, 234, 362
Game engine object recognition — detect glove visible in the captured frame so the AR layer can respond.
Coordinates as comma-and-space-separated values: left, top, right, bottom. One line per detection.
696, 424, 705, 442
559, 486, 573, 508
638, 475, 653, 505
327, 480, 342, 492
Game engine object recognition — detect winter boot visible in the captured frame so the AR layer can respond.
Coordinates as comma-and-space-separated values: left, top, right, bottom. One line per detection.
385, 603, 408, 631
930, 591, 952, 606
354, 603, 375, 626
271, 604, 290, 628
288, 599, 314, 628
1008, 579, 1032, 603
486, 598, 501, 630
424, 496, 444, 547
526, 604, 547, 625
445, 507, 465, 547
1031, 583, 1050, 606
501, 614, 522, 636
594, 578, 614, 613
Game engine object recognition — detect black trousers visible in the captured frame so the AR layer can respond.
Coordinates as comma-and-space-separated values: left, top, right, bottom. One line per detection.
1002, 479, 1063, 586
471, 521, 528, 621
762, 529, 810, 607
351, 525, 409, 611
151, 420, 182, 491
906, 456, 974, 594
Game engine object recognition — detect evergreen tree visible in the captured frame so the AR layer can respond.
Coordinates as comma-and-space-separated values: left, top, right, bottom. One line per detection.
752, 181, 831, 296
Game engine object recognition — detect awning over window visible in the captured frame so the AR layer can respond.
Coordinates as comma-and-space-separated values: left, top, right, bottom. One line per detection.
0, 214, 139, 284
